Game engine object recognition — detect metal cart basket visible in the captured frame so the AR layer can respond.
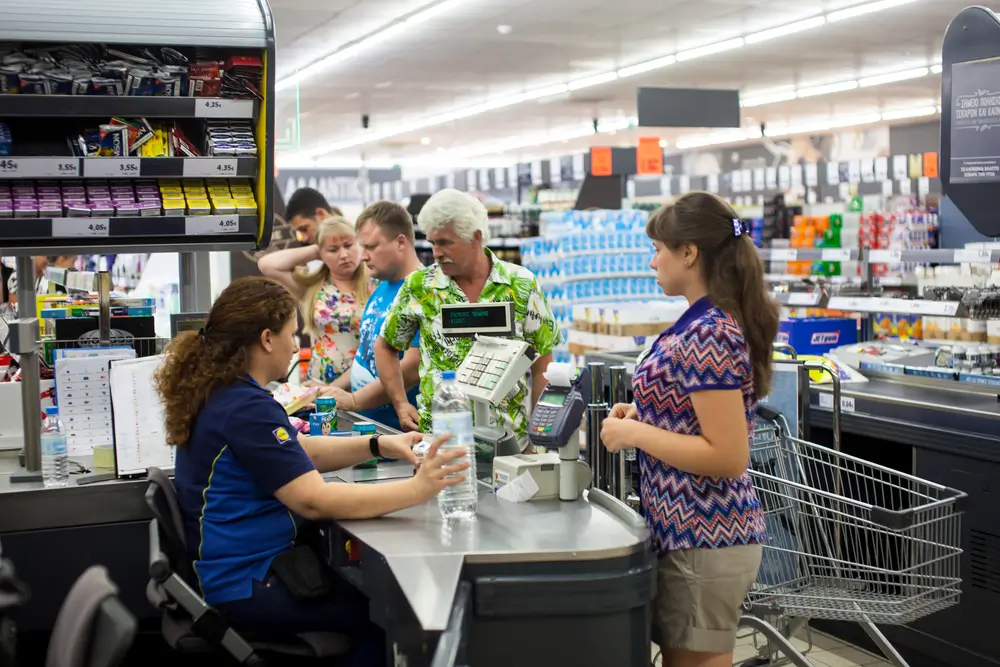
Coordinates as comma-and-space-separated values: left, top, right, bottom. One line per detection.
743, 404, 966, 667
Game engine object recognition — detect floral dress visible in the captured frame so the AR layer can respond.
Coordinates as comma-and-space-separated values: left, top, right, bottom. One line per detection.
307, 279, 364, 384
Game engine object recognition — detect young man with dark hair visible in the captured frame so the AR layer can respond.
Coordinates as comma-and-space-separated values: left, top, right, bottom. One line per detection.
284, 188, 343, 245
320, 201, 421, 430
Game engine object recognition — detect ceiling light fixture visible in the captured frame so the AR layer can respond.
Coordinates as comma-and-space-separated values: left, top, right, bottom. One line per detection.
826, 0, 921, 22
299, 0, 935, 156
496, 24, 513, 35
930, 64, 943, 74
675, 38, 745, 62
744, 16, 827, 44
858, 66, 929, 87
567, 71, 619, 91
796, 80, 860, 98
741, 90, 798, 107
420, 137, 431, 145
276, 0, 468, 92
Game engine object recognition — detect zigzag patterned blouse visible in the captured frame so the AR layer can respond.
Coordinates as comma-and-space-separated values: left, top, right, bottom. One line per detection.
633, 296, 766, 554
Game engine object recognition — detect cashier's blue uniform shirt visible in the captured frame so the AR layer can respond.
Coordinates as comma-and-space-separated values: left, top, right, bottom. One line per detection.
349, 278, 419, 430
175, 376, 316, 605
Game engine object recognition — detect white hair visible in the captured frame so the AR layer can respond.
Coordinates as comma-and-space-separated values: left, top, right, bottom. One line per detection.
417, 189, 491, 242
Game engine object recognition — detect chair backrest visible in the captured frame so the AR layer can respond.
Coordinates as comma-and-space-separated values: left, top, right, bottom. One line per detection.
144, 467, 195, 584
46, 566, 136, 667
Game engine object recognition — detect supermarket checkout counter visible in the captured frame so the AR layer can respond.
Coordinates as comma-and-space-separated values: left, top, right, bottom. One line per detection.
585, 348, 1000, 667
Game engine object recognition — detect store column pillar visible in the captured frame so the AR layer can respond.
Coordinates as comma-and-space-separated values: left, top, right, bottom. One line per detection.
179, 252, 212, 312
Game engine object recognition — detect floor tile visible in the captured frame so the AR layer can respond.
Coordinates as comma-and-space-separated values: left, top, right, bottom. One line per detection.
819, 646, 889, 667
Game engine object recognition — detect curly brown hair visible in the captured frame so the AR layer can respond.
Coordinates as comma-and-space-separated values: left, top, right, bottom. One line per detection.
154, 277, 298, 447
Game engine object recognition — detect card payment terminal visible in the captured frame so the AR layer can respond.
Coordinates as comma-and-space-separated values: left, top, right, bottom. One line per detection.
527, 370, 588, 449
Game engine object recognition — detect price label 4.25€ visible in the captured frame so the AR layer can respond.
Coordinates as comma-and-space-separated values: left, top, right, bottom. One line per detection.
185, 215, 241, 235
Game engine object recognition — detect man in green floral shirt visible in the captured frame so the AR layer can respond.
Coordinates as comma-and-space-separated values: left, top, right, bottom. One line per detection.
375, 189, 560, 446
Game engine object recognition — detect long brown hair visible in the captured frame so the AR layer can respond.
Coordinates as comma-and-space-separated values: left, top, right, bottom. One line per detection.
292, 215, 369, 337
154, 277, 298, 447
646, 192, 780, 395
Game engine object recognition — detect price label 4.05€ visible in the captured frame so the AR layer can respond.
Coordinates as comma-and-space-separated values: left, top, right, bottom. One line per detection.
52, 218, 110, 238
185, 215, 241, 235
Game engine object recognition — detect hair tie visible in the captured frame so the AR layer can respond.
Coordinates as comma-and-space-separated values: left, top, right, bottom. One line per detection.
732, 218, 743, 237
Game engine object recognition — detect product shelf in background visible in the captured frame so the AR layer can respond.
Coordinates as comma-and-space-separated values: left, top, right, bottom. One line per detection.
827, 296, 963, 317
0, 156, 257, 180
0, 96, 256, 119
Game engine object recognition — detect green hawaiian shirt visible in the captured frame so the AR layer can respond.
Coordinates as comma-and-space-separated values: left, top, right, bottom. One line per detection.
379, 249, 560, 442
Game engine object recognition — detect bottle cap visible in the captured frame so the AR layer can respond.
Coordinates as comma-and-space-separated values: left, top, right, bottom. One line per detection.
441, 370, 456, 381
44, 406, 59, 415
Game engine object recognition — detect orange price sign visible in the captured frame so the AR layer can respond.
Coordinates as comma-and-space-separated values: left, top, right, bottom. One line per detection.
923, 152, 939, 179
590, 147, 613, 176
636, 137, 663, 175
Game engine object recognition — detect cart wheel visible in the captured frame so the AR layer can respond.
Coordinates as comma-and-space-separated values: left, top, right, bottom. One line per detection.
738, 659, 770, 667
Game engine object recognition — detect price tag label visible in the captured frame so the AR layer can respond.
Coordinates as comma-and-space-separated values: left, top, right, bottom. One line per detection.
954, 248, 994, 263
52, 218, 110, 237
769, 249, 798, 261
821, 249, 852, 261
0, 158, 79, 178
911, 300, 961, 317
183, 159, 238, 178
185, 215, 241, 235
84, 158, 140, 178
829, 296, 866, 311
787, 292, 819, 306
195, 98, 254, 118
819, 393, 855, 412
869, 249, 903, 263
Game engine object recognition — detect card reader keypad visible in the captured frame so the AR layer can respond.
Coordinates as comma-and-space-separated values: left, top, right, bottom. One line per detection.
532, 407, 557, 433
457, 352, 509, 391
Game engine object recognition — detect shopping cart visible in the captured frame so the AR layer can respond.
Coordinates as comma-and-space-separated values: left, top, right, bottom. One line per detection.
739, 396, 966, 667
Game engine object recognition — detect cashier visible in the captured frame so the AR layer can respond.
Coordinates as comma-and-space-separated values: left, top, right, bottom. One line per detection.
375, 189, 560, 443
600, 192, 777, 666
154, 276, 468, 667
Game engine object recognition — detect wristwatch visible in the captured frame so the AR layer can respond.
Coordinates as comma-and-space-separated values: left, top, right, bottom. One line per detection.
369, 435, 381, 458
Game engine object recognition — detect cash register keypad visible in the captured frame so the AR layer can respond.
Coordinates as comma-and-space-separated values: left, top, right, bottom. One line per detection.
457, 352, 509, 391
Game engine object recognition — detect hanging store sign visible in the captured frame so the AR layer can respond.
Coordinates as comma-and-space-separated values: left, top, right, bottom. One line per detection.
636, 137, 663, 175
590, 147, 613, 176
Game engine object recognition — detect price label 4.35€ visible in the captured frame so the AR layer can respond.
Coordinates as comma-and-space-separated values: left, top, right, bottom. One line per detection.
52, 218, 110, 238
183, 159, 238, 178
185, 215, 241, 235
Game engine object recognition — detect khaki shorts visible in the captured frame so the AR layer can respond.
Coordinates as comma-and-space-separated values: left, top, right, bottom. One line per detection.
652, 544, 763, 654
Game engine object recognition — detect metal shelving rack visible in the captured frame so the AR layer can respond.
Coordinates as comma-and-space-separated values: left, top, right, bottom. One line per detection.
0, 0, 277, 481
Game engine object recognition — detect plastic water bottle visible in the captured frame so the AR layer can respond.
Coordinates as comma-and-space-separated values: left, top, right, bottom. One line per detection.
40, 406, 69, 488
432, 371, 477, 520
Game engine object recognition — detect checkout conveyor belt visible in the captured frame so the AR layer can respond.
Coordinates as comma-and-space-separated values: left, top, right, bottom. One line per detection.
809, 377, 1000, 459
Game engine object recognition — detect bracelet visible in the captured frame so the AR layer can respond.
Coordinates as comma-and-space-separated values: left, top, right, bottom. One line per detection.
369, 435, 381, 458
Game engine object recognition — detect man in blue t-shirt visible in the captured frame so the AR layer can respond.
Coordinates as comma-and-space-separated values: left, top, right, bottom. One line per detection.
322, 201, 422, 430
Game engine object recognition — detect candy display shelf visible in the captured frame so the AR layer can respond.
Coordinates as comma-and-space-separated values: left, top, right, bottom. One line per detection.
0, 0, 276, 256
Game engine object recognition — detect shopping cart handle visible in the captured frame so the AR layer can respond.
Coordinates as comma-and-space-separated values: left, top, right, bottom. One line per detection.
756, 405, 782, 422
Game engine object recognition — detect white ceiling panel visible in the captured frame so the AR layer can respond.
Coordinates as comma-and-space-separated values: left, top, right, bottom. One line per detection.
269, 0, 973, 165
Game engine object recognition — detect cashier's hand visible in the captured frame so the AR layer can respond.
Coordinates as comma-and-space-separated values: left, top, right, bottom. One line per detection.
377, 432, 422, 466
395, 401, 421, 432
601, 417, 642, 453
322, 386, 357, 412
411, 434, 470, 501
609, 402, 637, 420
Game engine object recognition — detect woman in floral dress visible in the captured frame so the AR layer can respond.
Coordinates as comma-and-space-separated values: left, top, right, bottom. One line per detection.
258, 216, 371, 386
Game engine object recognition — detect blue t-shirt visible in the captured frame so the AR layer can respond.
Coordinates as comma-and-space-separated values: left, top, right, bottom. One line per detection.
175, 376, 316, 605
350, 278, 419, 430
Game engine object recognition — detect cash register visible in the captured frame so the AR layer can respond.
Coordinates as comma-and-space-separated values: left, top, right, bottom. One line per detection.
443, 303, 536, 477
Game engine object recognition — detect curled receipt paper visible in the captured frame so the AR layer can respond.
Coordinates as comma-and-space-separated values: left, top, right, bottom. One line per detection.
543, 362, 575, 388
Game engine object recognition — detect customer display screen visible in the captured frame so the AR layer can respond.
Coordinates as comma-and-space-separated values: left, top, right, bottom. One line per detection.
538, 391, 567, 407
441, 303, 512, 334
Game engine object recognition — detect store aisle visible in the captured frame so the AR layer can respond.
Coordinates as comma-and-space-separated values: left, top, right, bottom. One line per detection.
653, 629, 893, 667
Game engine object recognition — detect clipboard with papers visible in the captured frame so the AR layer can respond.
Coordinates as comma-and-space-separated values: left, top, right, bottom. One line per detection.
108, 355, 175, 477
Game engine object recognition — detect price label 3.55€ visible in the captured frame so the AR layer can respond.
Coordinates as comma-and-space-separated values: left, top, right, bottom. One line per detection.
0, 157, 80, 178
52, 218, 110, 237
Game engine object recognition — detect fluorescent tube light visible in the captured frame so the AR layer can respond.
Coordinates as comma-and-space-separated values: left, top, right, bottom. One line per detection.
616, 56, 676, 78
930, 64, 943, 74
797, 80, 859, 98
567, 72, 619, 91
881, 105, 939, 121
859, 67, 929, 87
742, 90, 797, 107
745, 16, 827, 44
827, 0, 920, 22
675, 38, 745, 62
